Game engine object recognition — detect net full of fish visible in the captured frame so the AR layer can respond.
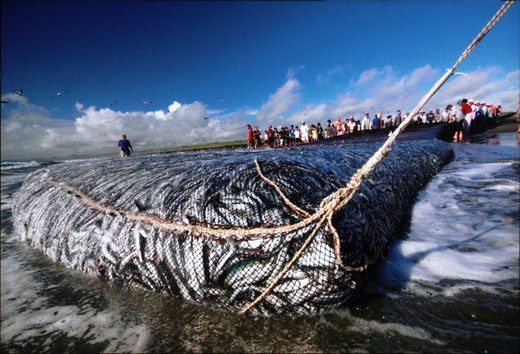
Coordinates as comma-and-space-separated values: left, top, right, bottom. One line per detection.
12, 140, 453, 316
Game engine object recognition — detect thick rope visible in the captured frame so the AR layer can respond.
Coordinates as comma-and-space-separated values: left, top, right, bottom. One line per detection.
238, 208, 331, 314
254, 159, 311, 218
254, 160, 367, 272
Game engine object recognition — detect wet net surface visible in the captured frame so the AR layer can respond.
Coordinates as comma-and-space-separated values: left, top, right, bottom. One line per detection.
12, 140, 453, 315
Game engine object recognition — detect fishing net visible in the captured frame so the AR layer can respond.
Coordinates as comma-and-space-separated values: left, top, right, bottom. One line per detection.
13, 141, 453, 315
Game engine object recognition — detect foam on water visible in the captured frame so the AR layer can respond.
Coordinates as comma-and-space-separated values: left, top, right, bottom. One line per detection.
1, 161, 42, 171
378, 141, 519, 297
0, 249, 150, 352
0, 175, 28, 211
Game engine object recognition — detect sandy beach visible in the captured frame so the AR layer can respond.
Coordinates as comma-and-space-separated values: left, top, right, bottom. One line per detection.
489, 112, 519, 133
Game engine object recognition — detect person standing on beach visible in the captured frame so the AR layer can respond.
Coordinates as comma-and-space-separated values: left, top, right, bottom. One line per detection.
246, 125, 255, 149
253, 126, 262, 148
441, 107, 451, 122
392, 110, 403, 128
426, 109, 435, 123
289, 125, 296, 145
294, 126, 302, 144
118, 134, 133, 157
458, 98, 473, 136
451, 103, 465, 142
300, 122, 309, 143
325, 120, 332, 138
334, 117, 344, 135
266, 125, 274, 147
371, 114, 382, 130
360, 113, 371, 131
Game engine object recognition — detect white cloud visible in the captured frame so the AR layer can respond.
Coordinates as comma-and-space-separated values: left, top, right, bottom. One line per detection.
75, 102, 84, 111
1, 65, 518, 160
255, 77, 301, 123
168, 101, 182, 114
353, 67, 383, 87
316, 65, 345, 85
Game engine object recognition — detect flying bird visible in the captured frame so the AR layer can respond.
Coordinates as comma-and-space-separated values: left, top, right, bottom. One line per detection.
14, 89, 23, 96
109, 100, 119, 107
219, 97, 225, 102
51, 90, 69, 98
202, 116, 209, 120
140, 99, 152, 104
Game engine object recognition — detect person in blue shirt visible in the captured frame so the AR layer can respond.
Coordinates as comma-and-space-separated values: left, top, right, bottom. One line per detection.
118, 134, 133, 157
371, 114, 382, 130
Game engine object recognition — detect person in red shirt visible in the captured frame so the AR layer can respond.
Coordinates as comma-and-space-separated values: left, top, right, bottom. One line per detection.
455, 99, 472, 141
246, 125, 255, 149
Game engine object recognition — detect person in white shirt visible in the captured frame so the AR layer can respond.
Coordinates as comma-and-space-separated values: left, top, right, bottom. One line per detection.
451, 103, 465, 142
300, 121, 309, 143
441, 107, 451, 122
414, 111, 425, 124
481, 102, 489, 118
294, 126, 301, 144
347, 116, 357, 133
383, 114, 392, 129
360, 113, 371, 130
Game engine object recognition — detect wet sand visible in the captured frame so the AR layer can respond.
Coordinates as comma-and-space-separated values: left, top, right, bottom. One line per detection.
487, 112, 519, 133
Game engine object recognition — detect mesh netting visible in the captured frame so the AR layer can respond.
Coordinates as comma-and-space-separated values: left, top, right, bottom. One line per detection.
13, 141, 453, 315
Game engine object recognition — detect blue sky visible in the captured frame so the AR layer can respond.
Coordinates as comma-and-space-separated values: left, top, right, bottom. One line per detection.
1, 0, 519, 160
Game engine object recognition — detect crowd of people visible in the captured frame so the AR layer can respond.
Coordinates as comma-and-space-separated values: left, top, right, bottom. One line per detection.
246, 99, 502, 148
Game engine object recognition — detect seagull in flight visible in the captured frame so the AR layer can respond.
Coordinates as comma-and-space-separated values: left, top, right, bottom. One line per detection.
51, 90, 69, 98
219, 97, 225, 102
109, 100, 119, 107
140, 99, 152, 104
14, 89, 23, 96
202, 116, 209, 120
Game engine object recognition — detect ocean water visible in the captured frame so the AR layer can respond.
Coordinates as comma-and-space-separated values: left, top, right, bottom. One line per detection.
1, 132, 518, 353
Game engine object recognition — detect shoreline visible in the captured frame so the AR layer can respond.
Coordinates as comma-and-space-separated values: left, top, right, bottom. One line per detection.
483, 112, 518, 133
152, 112, 519, 154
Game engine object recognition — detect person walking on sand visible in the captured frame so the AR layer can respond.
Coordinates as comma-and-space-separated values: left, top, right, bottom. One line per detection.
118, 134, 133, 157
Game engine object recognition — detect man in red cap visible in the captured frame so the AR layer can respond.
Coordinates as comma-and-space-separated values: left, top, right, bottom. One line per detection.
456, 99, 472, 141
